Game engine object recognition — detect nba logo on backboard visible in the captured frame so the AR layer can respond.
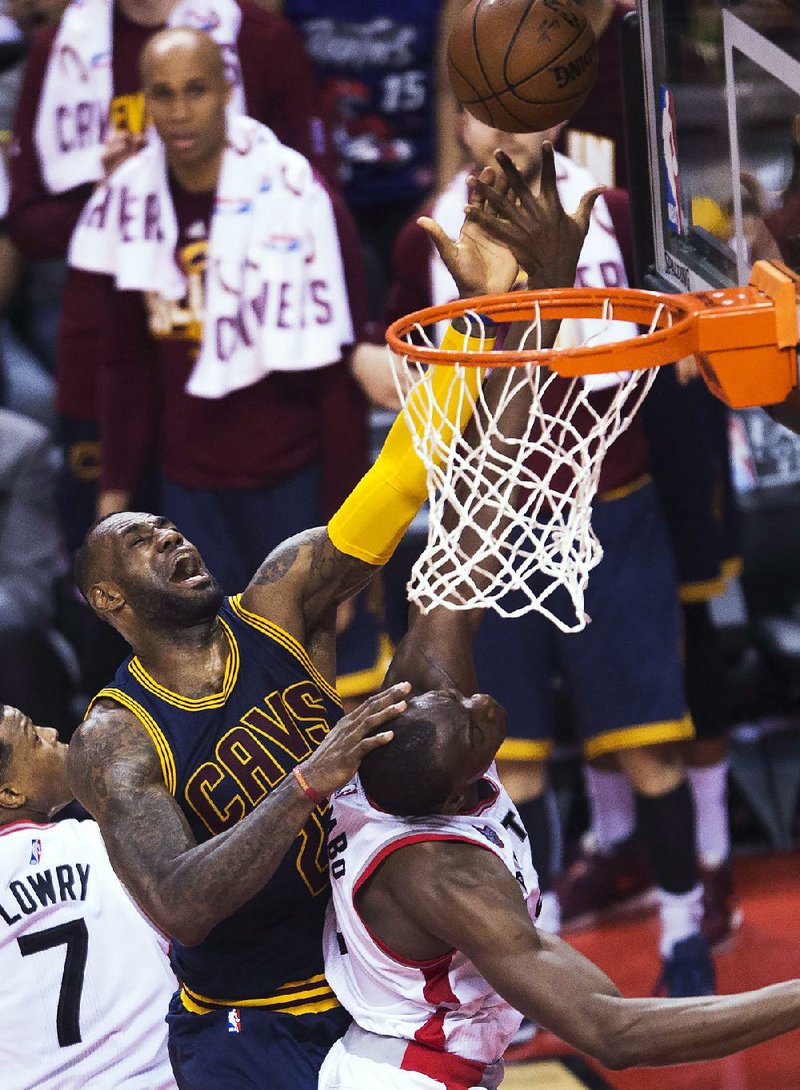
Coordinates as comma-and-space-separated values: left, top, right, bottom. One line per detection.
659, 86, 684, 235
227, 1008, 241, 1034
29, 839, 42, 865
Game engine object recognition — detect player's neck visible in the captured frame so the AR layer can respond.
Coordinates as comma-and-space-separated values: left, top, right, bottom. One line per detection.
116, 0, 175, 28
168, 152, 224, 196
131, 618, 230, 697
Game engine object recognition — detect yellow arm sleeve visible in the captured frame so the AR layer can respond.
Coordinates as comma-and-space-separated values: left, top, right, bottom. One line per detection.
328, 322, 495, 565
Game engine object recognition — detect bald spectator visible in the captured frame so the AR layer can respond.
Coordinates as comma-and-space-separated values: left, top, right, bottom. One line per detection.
65, 30, 368, 601
8, 0, 331, 550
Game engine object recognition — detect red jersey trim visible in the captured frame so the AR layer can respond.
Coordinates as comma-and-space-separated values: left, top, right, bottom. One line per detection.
401, 1039, 488, 1090
352, 832, 499, 968
0, 820, 56, 838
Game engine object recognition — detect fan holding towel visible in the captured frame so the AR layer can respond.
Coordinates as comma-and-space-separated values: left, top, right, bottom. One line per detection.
64, 28, 368, 595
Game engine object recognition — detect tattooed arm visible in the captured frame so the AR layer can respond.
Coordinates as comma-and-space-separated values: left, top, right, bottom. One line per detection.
68, 690, 408, 944
239, 526, 379, 673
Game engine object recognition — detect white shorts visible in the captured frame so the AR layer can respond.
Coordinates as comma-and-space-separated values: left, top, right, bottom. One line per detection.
319, 1040, 445, 1090
318, 1028, 504, 1090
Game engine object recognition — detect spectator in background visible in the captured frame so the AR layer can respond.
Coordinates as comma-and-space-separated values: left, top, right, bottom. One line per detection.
8, 0, 332, 553
0, 0, 63, 428
65, 29, 368, 606
0, 407, 74, 737
262, 0, 468, 322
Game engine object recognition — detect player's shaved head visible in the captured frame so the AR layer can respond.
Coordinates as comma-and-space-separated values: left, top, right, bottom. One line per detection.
139, 26, 226, 87
359, 707, 454, 817
73, 513, 119, 602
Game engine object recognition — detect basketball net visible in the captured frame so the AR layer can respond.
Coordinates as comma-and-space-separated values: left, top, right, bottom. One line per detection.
391, 305, 660, 633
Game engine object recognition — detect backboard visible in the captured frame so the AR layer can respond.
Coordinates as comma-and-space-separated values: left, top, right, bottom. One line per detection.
630, 1, 800, 505
636, 0, 800, 295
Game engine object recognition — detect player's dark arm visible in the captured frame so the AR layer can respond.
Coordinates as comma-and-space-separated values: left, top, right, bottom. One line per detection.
383, 843, 800, 1069
67, 689, 408, 945
767, 388, 800, 434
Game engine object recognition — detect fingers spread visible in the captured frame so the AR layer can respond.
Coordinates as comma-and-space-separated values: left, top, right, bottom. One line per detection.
417, 217, 456, 263
494, 149, 537, 212
574, 185, 606, 229
538, 142, 558, 203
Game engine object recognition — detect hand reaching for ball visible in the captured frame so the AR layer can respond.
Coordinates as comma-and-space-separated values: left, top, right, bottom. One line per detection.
466, 143, 604, 290
417, 165, 520, 299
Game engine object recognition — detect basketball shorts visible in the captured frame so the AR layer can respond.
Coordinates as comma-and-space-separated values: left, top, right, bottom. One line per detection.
474, 478, 694, 761
166, 992, 350, 1090
641, 367, 742, 601
319, 1027, 503, 1090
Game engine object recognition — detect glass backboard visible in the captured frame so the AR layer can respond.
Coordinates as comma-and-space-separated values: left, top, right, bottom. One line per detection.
638, 0, 800, 294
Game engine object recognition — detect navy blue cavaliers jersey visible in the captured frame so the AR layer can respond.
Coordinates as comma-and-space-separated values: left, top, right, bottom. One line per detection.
87, 595, 343, 1015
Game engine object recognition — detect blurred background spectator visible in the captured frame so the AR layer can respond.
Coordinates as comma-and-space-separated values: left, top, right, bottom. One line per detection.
0, 406, 75, 738
262, 0, 468, 323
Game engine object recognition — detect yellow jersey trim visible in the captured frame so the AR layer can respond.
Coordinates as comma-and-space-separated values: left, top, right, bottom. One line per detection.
584, 714, 695, 760
721, 556, 744, 581
680, 556, 743, 603
87, 688, 177, 795
496, 737, 553, 762
179, 974, 339, 1016
127, 619, 239, 710
596, 473, 652, 504
230, 595, 342, 707
337, 633, 395, 700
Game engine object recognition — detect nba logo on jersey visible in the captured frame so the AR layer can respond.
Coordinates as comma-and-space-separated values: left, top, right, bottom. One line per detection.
227, 1008, 242, 1034
29, 839, 42, 865
660, 86, 684, 235
474, 824, 503, 848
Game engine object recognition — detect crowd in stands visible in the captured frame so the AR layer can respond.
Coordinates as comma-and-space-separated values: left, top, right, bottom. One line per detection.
1, 3, 800, 1080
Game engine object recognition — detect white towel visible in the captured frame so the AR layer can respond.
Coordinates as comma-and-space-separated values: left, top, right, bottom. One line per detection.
34, 0, 245, 194
69, 114, 354, 399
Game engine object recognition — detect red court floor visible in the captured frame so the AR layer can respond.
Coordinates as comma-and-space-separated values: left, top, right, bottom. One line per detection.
506, 853, 800, 1090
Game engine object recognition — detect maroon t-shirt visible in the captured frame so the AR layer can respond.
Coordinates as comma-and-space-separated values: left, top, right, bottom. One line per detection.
60, 174, 368, 515
373, 186, 649, 495
8, 0, 330, 259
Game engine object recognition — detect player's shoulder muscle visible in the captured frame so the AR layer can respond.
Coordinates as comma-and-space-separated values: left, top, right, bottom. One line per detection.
68, 699, 165, 819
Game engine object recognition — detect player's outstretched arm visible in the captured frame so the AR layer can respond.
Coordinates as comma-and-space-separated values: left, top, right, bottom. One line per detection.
384, 842, 800, 1070
68, 687, 407, 945
238, 169, 523, 650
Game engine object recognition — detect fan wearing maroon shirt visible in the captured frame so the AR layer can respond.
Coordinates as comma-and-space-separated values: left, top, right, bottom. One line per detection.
8, 0, 332, 552
63, 29, 369, 609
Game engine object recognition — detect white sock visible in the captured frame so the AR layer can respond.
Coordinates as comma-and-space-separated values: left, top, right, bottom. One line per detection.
537, 890, 561, 934
658, 884, 704, 956
686, 761, 730, 867
583, 765, 636, 852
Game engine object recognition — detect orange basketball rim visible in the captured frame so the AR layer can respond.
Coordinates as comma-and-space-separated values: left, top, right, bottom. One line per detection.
385, 260, 800, 410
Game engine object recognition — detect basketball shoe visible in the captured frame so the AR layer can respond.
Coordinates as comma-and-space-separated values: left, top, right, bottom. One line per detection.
655, 933, 716, 998
700, 859, 743, 950
554, 833, 657, 932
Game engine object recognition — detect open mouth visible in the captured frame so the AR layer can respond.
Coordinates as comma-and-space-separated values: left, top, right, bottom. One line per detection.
169, 551, 209, 587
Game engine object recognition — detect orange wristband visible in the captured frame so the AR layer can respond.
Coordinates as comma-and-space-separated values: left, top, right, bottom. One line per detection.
293, 765, 326, 805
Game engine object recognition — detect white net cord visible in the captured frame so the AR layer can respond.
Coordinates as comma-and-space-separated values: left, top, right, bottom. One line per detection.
390, 305, 664, 633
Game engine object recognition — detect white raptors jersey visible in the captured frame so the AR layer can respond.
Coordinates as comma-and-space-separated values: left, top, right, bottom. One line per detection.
0, 818, 178, 1090
323, 768, 539, 1066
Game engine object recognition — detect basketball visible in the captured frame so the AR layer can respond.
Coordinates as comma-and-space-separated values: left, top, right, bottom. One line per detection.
447, 0, 599, 133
